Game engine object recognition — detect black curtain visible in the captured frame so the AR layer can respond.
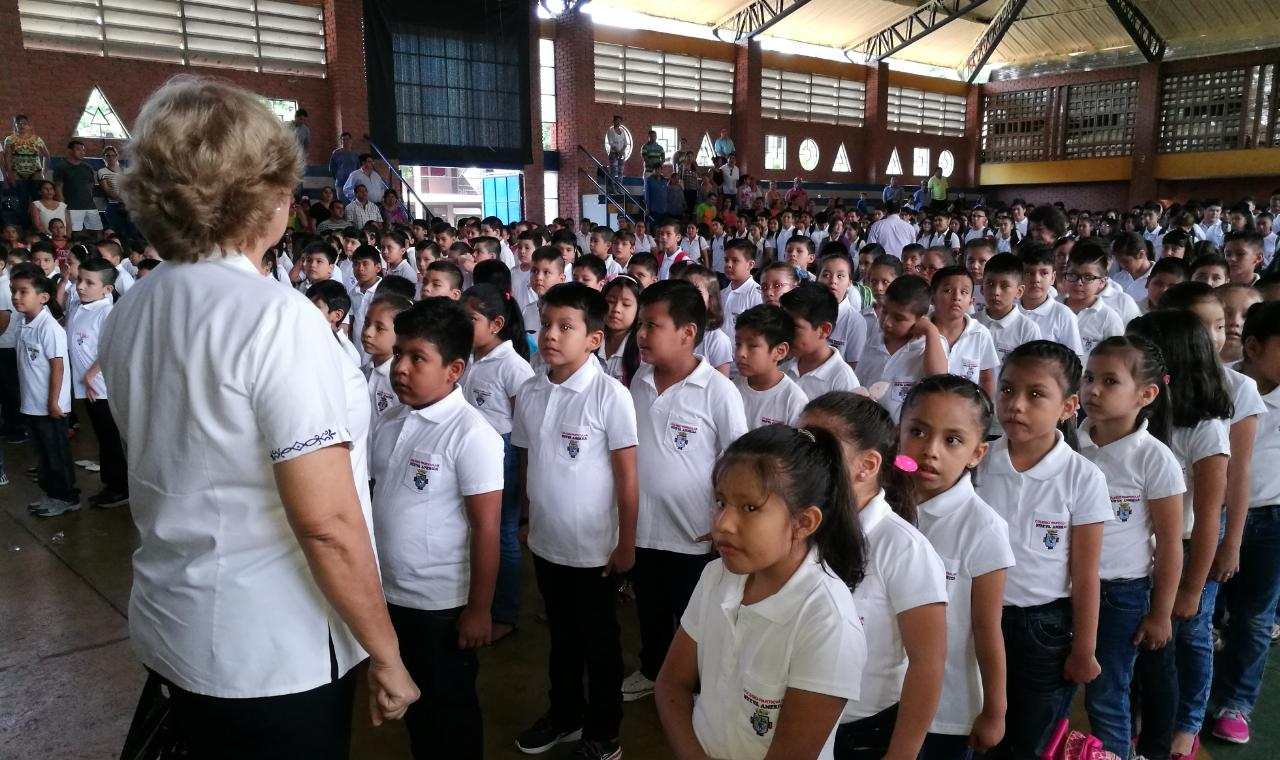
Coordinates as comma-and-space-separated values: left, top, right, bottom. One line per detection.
364, 0, 532, 167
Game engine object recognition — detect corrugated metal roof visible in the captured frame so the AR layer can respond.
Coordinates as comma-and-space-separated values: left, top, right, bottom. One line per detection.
585, 0, 1280, 72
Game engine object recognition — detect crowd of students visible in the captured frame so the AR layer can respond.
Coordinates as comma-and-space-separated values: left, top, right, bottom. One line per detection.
2, 182, 1279, 760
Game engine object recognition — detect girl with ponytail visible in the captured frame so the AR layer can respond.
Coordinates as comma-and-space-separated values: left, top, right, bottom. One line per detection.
799, 392, 948, 760
655, 424, 869, 760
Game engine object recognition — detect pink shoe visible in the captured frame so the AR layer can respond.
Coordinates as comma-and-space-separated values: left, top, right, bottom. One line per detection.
1212, 708, 1250, 744
1171, 735, 1199, 759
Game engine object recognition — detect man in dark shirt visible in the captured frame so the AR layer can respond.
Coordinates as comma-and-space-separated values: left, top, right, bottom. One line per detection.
54, 140, 102, 238
329, 132, 360, 196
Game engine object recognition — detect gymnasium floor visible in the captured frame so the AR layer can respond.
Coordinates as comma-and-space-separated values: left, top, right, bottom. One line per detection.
1, 427, 1276, 759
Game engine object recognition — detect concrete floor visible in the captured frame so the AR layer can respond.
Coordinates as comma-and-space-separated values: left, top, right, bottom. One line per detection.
2, 422, 1278, 759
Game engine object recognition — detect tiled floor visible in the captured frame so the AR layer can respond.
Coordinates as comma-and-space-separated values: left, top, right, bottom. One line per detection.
1, 426, 1277, 759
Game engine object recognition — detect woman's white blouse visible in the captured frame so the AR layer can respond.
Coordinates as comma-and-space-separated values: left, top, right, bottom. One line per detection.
101, 253, 369, 698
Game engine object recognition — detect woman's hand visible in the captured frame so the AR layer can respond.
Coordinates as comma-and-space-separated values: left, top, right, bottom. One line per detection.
367, 656, 419, 726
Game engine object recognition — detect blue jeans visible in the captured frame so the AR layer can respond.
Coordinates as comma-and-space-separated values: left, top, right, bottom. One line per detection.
989, 599, 1075, 760
1217, 505, 1280, 715
608, 155, 624, 186
491, 433, 522, 626
1085, 577, 1150, 757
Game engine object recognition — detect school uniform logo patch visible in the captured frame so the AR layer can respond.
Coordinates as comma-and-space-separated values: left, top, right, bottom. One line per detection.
743, 689, 781, 737
893, 380, 913, 400
1111, 495, 1139, 523
671, 422, 698, 451
1035, 517, 1067, 550
562, 431, 586, 459
473, 388, 492, 407
408, 457, 439, 490
375, 390, 395, 413
26, 346, 39, 362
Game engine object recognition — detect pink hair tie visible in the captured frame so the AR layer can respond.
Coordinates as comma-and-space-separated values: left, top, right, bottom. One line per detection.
894, 455, 919, 473
1162, 374, 1171, 384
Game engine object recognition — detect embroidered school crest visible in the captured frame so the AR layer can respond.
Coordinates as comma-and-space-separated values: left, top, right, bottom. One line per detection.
407, 456, 438, 491
1111, 495, 1138, 523
561, 431, 586, 459
1043, 529, 1060, 550
413, 467, 428, 490
750, 708, 774, 737
743, 689, 781, 737
670, 422, 698, 451
26, 346, 39, 361
376, 390, 395, 413
567, 439, 579, 458
675, 430, 689, 450
473, 388, 492, 407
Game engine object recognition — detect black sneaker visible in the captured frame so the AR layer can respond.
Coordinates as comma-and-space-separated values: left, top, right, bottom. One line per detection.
515, 714, 583, 755
90, 490, 130, 509
569, 739, 621, 760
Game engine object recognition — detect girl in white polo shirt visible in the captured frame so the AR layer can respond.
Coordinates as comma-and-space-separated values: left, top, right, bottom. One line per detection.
974, 341, 1112, 759
460, 283, 535, 642
655, 424, 868, 760
1126, 311, 1233, 760
800, 392, 948, 760
898, 376, 1015, 760
1076, 336, 1186, 758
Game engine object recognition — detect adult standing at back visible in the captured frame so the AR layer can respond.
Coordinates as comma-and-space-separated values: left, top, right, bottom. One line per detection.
2, 114, 50, 214
103, 75, 418, 759
606, 116, 628, 185
713, 127, 735, 159
330, 132, 361, 195
54, 140, 103, 239
343, 153, 388, 204
882, 176, 904, 207
926, 167, 949, 212
867, 201, 917, 259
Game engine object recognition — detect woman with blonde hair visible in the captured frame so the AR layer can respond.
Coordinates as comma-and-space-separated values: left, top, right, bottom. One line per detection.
103, 76, 418, 759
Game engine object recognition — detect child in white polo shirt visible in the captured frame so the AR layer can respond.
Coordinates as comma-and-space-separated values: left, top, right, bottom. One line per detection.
898, 376, 1014, 759
718, 240, 761, 346
799, 393, 948, 760
625, 279, 748, 703
459, 283, 535, 641
361, 294, 413, 435
930, 266, 998, 399
1019, 245, 1083, 356
654, 425, 869, 760
520, 247, 566, 338
68, 258, 128, 508
512, 283, 638, 760
370, 298, 504, 760
975, 341, 1112, 759
346, 245, 382, 364
306, 280, 360, 367
781, 283, 860, 400
733, 304, 808, 429
676, 265, 734, 376
1077, 336, 1186, 757
818, 253, 868, 368
976, 254, 1042, 366
856, 276, 948, 421
12, 265, 79, 516
1062, 242, 1124, 365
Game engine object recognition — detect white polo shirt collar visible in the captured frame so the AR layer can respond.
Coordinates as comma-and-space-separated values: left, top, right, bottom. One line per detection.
918, 474, 974, 520
1079, 418, 1148, 457
409, 384, 464, 422
986, 430, 1070, 480
717, 548, 827, 625
541, 353, 600, 393
636, 355, 714, 394
858, 489, 892, 534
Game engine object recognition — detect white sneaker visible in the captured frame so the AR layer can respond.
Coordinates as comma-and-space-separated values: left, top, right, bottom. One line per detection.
74, 460, 94, 468
621, 670, 655, 702
85, 463, 101, 473
31, 497, 81, 518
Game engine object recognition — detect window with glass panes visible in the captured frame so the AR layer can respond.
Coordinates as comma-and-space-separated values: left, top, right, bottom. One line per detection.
539, 39, 556, 150
981, 89, 1049, 162
888, 87, 966, 136
1064, 80, 1137, 158
593, 43, 733, 113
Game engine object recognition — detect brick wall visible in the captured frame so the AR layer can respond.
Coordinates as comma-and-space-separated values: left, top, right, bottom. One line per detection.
0, 0, 369, 168
985, 182, 1132, 211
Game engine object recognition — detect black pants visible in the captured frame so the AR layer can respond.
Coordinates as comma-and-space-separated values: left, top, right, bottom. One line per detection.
833, 702, 899, 760
85, 398, 127, 493
25, 414, 77, 502
919, 731, 980, 760
633, 547, 713, 680
534, 555, 623, 742
0, 347, 21, 435
132, 668, 357, 760
987, 600, 1075, 760
387, 604, 482, 760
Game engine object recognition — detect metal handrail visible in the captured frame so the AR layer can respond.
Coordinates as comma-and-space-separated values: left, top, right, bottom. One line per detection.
578, 168, 641, 226
363, 135, 436, 220
576, 144, 647, 220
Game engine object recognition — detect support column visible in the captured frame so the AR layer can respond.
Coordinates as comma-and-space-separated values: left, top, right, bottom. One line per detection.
864, 61, 890, 185
730, 41, 763, 177
554, 10, 595, 220
1129, 61, 1162, 206
324, 0, 369, 162
523, 5, 544, 223
964, 85, 981, 188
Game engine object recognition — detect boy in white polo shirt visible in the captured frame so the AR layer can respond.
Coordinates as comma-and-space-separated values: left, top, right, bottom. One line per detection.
625, 280, 748, 703
512, 283, 638, 759
12, 265, 78, 516
856, 276, 948, 421
68, 258, 128, 508
930, 266, 999, 399
976, 254, 1042, 367
370, 298, 504, 760
781, 283, 860, 399
361, 294, 414, 435
1019, 244, 1083, 356
718, 240, 762, 345
347, 245, 382, 364
1062, 241, 1124, 365
732, 304, 809, 428
94, 239, 135, 296
818, 253, 868, 368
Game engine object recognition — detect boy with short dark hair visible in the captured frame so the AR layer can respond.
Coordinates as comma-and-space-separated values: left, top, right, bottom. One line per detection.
732, 303, 807, 428
1223, 230, 1264, 285
1140, 256, 1189, 313
521, 247, 566, 336
964, 237, 997, 311
362, 294, 414, 429
348, 244, 383, 363
12, 265, 78, 515
512, 283, 638, 759
1190, 253, 1230, 287
306, 279, 359, 366
718, 240, 761, 345
1161, 229, 1190, 260
372, 297, 504, 760
1062, 241, 1124, 363
589, 227, 622, 278
856, 274, 948, 420
626, 252, 659, 290
625, 279, 747, 704
783, 235, 816, 282
295, 242, 339, 293
653, 220, 692, 280
69, 258, 128, 508
94, 238, 135, 295
572, 255, 607, 290
423, 260, 464, 300
780, 282, 860, 399
513, 229, 545, 307
610, 231, 636, 273
1018, 243, 1083, 355
976, 253, 1042, 365
930, 265, 998, 398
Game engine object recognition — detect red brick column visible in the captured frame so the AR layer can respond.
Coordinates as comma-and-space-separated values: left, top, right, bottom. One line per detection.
730, 41, 763, 177
1129, 61, 1162, 207
863, 61, 890, 184
554, 10, 595, 221
325, 0, 369, 163
964, 85, 982, 188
